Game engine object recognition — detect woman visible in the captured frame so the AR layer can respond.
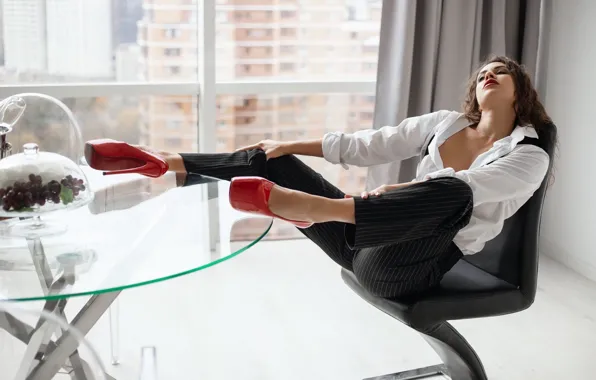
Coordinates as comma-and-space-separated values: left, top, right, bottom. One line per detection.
85, 56, 556, 299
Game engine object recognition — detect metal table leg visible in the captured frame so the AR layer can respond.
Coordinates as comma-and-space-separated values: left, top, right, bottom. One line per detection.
26, 290, 121, 380
0, 236, 121, 380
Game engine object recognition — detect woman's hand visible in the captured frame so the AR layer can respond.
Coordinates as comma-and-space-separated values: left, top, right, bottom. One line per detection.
235, 139, 289, 160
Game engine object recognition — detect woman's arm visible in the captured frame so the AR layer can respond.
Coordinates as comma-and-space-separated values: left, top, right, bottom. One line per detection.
283, 139, 324, 157
322, 110, 455, 168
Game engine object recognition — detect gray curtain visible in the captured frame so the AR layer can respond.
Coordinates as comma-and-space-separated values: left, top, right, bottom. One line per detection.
367, 0, 552, 189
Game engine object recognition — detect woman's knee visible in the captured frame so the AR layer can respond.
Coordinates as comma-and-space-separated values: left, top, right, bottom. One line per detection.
424, 177, 473, 202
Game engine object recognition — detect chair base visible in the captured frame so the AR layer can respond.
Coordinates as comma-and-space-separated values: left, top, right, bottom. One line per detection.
363, 364, 448, 380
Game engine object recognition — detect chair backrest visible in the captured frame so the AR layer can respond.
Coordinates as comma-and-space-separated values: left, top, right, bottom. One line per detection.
463, 123, 557, 302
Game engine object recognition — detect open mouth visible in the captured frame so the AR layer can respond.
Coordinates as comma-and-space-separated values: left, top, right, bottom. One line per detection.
484, 79, 498, 88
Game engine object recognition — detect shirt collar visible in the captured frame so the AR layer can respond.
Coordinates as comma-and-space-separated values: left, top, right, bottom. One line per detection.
431, 114, 540, 170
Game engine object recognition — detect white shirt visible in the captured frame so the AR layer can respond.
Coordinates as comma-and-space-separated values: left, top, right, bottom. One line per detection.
322, 110, 549, 255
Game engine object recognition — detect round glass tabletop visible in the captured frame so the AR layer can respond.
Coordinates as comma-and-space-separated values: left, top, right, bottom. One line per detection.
0, 167, 273, 302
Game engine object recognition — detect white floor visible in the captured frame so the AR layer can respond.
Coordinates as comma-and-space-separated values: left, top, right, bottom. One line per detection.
3, 229, 596, 380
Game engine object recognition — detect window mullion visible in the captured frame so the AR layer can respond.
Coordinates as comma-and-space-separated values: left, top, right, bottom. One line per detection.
197, 0, 216, 154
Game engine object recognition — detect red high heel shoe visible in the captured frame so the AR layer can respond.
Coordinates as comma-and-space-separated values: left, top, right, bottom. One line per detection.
84, 139, 169, 178
229, 177, 313, 229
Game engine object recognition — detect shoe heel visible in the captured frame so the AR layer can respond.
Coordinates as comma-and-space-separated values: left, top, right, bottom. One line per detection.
103, 162, 163, 178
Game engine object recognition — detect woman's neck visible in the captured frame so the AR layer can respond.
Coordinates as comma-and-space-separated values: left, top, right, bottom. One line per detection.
475, 109, 516, 142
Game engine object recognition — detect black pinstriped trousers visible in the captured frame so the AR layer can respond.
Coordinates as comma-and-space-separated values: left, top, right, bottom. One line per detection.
180, 149, 473, 299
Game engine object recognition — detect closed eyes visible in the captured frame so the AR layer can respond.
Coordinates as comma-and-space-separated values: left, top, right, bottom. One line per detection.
477, 68, 509, 83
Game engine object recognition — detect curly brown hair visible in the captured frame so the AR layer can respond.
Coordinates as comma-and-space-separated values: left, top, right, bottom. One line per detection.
463, 55, 557, 183
463, 55, 552, 132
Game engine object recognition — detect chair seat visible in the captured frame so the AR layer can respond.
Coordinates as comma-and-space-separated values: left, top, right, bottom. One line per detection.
341, 259, 524, 331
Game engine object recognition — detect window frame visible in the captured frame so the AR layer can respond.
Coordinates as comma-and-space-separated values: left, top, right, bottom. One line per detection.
0, 0, 377, 155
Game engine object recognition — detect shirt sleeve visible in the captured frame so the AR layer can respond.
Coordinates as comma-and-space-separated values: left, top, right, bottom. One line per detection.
322, 110, 454, 168
423, 145, 550, 207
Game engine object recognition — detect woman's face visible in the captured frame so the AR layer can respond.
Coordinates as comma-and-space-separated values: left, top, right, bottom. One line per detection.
475, 62, 516, 111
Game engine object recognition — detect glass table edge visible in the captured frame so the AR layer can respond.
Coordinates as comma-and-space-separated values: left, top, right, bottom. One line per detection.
2, 217, 274, 302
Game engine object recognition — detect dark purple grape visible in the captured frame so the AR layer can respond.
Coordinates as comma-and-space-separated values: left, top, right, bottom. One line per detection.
38, 198, 46, 206
49, 183, 60, 194
35, 175, 42, 184
2, 203, 9, 211
0, 189, 5, 197
51, 196, 60, 204
5, 186, 12, 193
15, 192, 23, 201
28, 173, 36, 182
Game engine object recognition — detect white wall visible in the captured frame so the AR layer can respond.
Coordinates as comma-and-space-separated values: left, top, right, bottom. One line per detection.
541, 0, 596, 280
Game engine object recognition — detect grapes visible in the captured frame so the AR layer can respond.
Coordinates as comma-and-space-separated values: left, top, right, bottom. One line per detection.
0, 174, 86, 212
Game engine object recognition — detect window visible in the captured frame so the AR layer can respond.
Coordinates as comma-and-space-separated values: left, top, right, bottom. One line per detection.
215, 2, 380, 81
280, 63, 295, 72
247, 29, 271, 38
363, 45, 377, 54
363, 62, 376, 71
235, 11, 250, 21
279, 97, 294, 106
279, 112, 295, 123
166, 120, 182, 129
361, 112, 374, 121
280, 45, 295, 54
2, 0, 382, 244
164, 48, 181, 57
165, 137, 182, 148
216, 11, 228, 23
217, 93, 372, 240
164, 28, 180, 39
280, 28, 295, 37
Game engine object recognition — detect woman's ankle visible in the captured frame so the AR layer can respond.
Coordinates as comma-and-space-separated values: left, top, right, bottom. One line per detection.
166, 154, 187, 173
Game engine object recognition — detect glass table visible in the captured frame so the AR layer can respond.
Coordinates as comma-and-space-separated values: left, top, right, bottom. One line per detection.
0, 167, 273, 380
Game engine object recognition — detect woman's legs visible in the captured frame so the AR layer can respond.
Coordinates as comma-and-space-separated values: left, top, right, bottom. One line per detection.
178, 150, 474, 298
350, 177, 473, 298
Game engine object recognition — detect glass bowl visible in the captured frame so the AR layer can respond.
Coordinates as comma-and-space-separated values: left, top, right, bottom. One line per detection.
0, 93, 92, 238
0, 142, 93, 216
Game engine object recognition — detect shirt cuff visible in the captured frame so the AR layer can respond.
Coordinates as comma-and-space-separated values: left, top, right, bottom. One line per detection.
322, 132, 349, 169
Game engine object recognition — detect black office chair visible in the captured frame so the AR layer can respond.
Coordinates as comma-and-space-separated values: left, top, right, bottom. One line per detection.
341, 124, 557, 380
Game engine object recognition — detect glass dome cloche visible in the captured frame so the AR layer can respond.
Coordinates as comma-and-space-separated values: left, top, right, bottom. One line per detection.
0, 93, 93, 238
